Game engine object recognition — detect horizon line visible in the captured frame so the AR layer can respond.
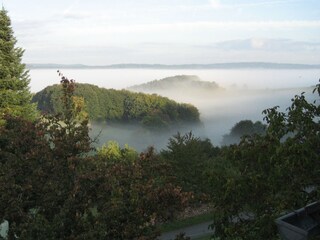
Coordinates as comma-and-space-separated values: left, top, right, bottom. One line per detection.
26, 62, 320, 70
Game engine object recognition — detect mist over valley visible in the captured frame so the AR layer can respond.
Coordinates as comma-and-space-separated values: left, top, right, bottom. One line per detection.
30, 68, 319, 150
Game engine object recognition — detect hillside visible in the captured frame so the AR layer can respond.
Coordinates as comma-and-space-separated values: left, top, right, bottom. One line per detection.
32, 83, 200, 129
128, 75, 221, 95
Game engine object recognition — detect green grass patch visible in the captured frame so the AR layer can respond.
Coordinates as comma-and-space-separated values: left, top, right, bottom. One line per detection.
160, 212, 213, 233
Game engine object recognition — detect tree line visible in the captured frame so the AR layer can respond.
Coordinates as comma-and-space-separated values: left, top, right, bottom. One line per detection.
32, 83, 200, 130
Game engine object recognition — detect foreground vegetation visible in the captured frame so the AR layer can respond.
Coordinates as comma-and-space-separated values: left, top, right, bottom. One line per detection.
1, 8, 320, 240
3, 79, 318, 239
160, 212, 213, 233
208, 82, 320, 239
0, 77, 190, 239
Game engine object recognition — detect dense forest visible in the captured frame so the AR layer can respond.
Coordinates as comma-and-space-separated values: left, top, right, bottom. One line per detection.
32, 83, 200, 129
1, 8, 320, 240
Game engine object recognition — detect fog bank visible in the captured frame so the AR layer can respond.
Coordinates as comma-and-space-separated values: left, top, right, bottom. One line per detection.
29, 68, 319, 150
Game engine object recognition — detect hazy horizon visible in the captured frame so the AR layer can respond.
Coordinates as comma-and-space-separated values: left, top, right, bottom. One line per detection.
29, 68, 319, 93
4, 0, 320, 65
29, 68, 319, 150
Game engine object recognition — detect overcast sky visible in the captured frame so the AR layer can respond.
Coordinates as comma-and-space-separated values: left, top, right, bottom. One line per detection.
3, 0, 320, 65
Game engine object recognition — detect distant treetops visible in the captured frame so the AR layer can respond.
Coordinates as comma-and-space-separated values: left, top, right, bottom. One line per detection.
221, 120, 266, 145
32, 83, 200, 129
128, 75, 221, 94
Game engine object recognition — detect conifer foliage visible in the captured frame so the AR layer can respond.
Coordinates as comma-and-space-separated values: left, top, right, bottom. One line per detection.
0, 8, 36, 122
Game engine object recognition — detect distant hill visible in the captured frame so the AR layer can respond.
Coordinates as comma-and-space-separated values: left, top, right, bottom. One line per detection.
129, 75, 219, 91
127, 75, 223, 98
32, 83, 200, 129
26, 62, 320, 69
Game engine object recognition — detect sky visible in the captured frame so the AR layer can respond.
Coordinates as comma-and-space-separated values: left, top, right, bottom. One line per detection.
2, 0, 320, 65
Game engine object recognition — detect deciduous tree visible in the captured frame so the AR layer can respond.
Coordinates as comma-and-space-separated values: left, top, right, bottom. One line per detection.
162, 132, 220, 197
208, 82, 320, 239
0, 73, 191, 239
221, 120, 266, 145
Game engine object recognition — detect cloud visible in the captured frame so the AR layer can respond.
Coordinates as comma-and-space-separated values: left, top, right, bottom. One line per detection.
242, 0, 306, 7
61, 11, 92, 20
208, 0, 306, 9
213, 38, 320, 51
12, 19, 47, 31
209, 0, 222, 9
195, 20, 320, 29
108, 19, 320, 33
251, 39, 265, 49
211, 38, 267, 50
55, 20, 320, 38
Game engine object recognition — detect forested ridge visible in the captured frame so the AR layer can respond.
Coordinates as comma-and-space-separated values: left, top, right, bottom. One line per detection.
128, 75, 220, 92
32, 83, 200, 129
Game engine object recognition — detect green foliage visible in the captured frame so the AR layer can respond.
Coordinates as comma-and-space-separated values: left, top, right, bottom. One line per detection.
160, 212, 213, 233
42, 72, 93, 158
32, 83, 200, 129
162, 132, 220, 197
221, 120, 266, 145
0, 74, 92, 239
84, 147, 191, 239
208, 81, 320, 239
0, 74, 191, 239
97, 140, 138, 162
0, 9, 37, 123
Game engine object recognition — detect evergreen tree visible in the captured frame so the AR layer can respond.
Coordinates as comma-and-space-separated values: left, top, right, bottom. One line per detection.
0, 8, 36, 122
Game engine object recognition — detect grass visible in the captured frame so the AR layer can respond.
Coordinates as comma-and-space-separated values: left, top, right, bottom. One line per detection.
160, 212, 213, 233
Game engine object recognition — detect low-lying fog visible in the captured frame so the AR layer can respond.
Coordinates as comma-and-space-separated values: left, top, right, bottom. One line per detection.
30, 68, 317, 93
29, 69, 319, 151
90, 87, 315, 151
159, 87, 315, 144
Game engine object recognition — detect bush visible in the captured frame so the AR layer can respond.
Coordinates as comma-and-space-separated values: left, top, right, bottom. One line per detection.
208, 81, 320, 239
